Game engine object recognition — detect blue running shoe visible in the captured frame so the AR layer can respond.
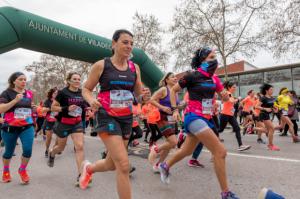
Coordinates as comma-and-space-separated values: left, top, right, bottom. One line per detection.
159, 162, 170, 184
221, 191, 240, 199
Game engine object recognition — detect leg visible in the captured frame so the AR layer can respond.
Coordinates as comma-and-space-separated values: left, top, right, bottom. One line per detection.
50, 136, 68, 156
166, 134, 199, 168
218, 114, 229, 133
89, 134, 131, 199
2, 130, 18, 168
45, 130, 53, 152
195, 129, 228, 192
228, 116, 243, 147
263, 120, 275, 146
71, 132, 85, 174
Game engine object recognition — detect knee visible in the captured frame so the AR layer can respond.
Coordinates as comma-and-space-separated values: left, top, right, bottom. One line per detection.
116, 159, 130, 174
74, 143, 84, 153
169, 138, 177, 148
214, 146, 227, 159
22, 149, 32, 158
3, 150, 14, 159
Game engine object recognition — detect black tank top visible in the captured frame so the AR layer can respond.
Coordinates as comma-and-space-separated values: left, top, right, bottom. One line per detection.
98, 58, 137, 117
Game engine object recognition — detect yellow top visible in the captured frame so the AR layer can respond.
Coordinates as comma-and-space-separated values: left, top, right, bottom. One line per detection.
274, 94, 293, 111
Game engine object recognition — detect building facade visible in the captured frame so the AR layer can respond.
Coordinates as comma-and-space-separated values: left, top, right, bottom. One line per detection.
218, 63, 300, 97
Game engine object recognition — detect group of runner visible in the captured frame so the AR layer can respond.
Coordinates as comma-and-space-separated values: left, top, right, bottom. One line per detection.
0, 29, 299, 199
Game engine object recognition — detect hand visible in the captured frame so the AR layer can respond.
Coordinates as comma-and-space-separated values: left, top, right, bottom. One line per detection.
0, 117, 4, 124
265, 108, 272, 113
173, 110, 180, 122
68, 105, 78, 112
161, 106, 172, 114
14, 94, 23, 103
32, 104, 37, 111
89, 99, 102, 111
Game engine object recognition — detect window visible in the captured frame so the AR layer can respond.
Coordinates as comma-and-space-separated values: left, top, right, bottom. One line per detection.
264, 69, 292, 96
239, 73, 263, 97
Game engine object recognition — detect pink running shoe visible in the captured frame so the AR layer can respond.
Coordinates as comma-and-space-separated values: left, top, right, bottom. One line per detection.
79, 160, 93, 190
268, 144, 280, 151
188, 159, 204, 168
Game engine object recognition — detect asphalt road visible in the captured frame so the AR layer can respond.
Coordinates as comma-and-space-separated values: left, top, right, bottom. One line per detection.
0, 129, 299, 199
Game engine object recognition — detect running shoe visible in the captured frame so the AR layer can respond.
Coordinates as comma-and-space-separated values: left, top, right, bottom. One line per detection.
2, 171, 11, 183
177, 132, 185, 148
132, 139, 139, 147
79, 160, 93, 190
246, 126, 254, 134
45, 150, 48, 158
18, 169, 30, 184
268, 144, 280, 151
279, 133, 288, 136
237, 145, 251, 152
47, 154, 55, 167
129, 165, 136, 174
148, 145, 159, 165
188, 159, 205, 168
292, 136, 300, 143
75, 174, 80, 187
152, 163, 160, 174
257, 138, 266, 144
159, 162, 170, 184
221, 191, 240, 199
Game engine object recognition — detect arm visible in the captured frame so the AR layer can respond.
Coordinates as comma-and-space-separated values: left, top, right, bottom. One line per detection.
150, 87, 169, 112
170, 83, 182, 121
82, 60, 104, 110
51, 100, 62, 112
133, 64, 151, 103
0, 93, 23, 113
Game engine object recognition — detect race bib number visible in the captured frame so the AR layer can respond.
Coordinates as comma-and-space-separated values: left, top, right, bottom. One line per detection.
110, 90, 133, 108
14, 108, 32, 119
68, 106, 82, 117
202, 99, 213, 114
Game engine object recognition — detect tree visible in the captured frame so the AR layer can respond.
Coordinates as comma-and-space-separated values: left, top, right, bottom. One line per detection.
170, 0, 269, 77
25, 54, 91, 102
132, 12, 169, 71
264, 0, 300, 58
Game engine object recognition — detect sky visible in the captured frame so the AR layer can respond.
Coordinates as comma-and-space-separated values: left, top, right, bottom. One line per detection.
0, 0, 299, 90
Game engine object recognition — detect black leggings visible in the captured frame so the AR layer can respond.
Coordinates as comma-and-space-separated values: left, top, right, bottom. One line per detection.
143, 119, 151, 140
36, 117, 45, 134
284, 119, 298, 136
219, 114, 243, 146
149, 123, 162, 143
128, 126, 143, 146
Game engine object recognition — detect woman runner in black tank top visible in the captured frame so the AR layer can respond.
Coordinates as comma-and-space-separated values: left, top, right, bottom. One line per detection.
81, 29, 151, 198
48, 72, 88, 185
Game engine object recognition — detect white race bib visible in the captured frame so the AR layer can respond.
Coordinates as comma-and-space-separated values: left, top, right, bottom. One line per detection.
68, 106, 82, 117
110, 90, 133, 108
14, 108, 32, 119
167, 115, 176, 124
202, 99, 213, 114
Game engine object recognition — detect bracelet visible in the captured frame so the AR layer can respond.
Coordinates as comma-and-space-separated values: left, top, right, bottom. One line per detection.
171, 106, 178, 111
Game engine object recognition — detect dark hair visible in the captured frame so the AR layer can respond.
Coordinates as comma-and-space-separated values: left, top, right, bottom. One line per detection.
247, 90, 254, 95
260, 83, 273, 95
223, 81, 236, 90
289, 90, 297, 97
8, 72, 25, 89
112, 29, 134, 55
159, 72, 174, 87
47, 87, 58, 99
66, 72, 81, 87
279, 87, 288, 95
191, 47, 212, 69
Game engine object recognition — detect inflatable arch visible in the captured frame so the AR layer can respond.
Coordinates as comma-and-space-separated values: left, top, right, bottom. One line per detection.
0, 6, 163, 90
